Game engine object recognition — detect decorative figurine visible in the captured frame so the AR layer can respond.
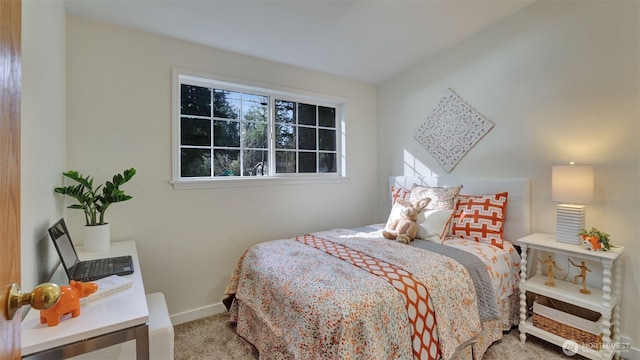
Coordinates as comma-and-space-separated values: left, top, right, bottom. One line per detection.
569, 258, 592, 294
579, 227, 612, 251
40, 280, 98, 327
538, 255, 562, 287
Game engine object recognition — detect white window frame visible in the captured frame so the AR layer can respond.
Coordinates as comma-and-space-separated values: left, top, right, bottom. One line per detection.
171, 68, 348, 190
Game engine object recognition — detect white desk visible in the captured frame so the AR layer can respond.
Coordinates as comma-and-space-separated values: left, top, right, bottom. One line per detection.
21, 240, 149, 359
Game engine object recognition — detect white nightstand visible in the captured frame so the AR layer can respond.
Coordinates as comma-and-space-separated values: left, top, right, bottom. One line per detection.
517, 233, 625, 360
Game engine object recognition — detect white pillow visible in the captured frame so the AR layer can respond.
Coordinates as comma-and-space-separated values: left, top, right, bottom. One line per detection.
384, 203, 405, 229
416, 209, 455, 242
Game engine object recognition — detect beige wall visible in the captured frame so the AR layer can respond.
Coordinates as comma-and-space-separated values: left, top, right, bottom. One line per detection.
65, 16, 378, 321
378, 0, 639, 350
21, 0, 67, 292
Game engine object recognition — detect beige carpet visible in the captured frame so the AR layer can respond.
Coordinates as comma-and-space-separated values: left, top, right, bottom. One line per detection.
174, 312, 592, 359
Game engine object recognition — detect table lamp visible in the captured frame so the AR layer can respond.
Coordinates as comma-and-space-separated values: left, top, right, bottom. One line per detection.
552, 163, 594, 244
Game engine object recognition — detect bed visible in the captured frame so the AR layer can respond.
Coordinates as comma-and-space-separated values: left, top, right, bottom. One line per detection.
224, 176, 530, 360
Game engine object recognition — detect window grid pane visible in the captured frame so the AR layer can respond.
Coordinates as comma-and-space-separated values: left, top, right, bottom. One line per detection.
181, 148, 212, 177
318, 106, 336, 127
297, 103, 316, 126
275, 151, 296, 173
213, 149, 239, 176
299, 152, 316, 173
181, 85, 211, 117
181, 117, 211, 146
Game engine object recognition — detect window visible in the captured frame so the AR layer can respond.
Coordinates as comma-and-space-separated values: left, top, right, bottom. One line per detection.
173, 70, 345, 188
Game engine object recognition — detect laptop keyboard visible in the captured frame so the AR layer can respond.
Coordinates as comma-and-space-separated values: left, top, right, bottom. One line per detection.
73, 256, 133, 280
79, 259, 112, 278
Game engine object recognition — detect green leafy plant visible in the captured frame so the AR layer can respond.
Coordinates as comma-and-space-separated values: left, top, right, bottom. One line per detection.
54, 168, 136, 226
579, 227, 612, 250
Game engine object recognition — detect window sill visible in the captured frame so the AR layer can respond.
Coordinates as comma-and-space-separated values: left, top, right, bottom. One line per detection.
170, 175, 350, 190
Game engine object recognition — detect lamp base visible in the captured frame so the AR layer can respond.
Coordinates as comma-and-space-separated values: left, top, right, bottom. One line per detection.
556, 204, 585, 245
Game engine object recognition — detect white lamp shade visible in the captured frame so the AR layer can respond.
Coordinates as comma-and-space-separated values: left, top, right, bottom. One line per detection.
552, 165, 594, 204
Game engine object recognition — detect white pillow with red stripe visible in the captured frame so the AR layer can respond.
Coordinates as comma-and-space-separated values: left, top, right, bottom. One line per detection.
416, 209, 455, 242
390, 185, 411, 205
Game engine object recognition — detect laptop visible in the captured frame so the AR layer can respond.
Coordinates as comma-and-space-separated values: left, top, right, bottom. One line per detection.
48, 218, 134, 282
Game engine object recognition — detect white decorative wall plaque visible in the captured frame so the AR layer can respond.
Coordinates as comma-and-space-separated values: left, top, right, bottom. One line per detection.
413, 89, 494, 173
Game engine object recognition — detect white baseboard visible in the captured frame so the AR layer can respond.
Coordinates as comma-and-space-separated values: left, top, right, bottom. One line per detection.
169, 301, 227, 325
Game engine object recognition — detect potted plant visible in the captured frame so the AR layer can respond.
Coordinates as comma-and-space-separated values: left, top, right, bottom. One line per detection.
578, 227, 612, 251
54, 168, 136, 251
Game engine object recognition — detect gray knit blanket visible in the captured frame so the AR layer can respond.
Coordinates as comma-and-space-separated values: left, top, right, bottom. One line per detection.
410, 239, 500, 322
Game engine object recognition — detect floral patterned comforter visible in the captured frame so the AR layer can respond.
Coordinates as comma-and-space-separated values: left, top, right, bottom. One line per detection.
441, 238, 521, 302
224, 228, 489, 360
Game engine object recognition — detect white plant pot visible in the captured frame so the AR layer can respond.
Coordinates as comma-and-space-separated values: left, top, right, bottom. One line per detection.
84, 224, 110, 252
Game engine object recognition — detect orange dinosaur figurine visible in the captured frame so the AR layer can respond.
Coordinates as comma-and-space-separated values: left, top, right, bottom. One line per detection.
40, 280, 98, 327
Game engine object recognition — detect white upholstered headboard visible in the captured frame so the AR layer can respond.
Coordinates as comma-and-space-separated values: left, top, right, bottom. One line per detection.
389, 176, 531, 242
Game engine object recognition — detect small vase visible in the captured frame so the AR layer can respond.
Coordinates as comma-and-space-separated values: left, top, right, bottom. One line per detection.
84, 224, 110, 252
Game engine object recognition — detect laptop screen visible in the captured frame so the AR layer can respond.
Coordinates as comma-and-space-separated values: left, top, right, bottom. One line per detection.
48, 219, 80, 274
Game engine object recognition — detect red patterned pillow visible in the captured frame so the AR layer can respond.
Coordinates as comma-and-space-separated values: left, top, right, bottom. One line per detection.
391, 185, 411, 205
451, 192, 508, 249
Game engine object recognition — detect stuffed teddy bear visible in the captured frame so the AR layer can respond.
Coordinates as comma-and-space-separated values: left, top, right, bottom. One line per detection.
382, 197, 430, 244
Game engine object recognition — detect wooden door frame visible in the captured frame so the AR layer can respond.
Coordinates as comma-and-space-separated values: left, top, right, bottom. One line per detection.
0, 0, 22, 358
